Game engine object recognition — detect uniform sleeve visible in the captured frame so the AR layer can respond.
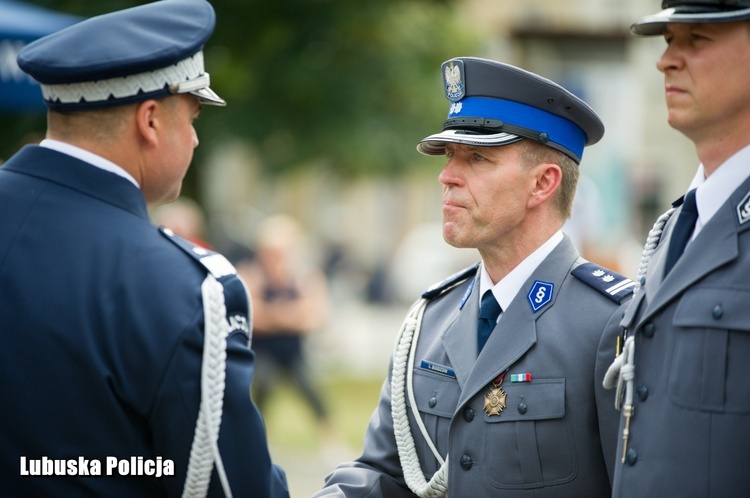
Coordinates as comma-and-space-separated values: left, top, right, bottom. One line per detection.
148, 312, 289, 497
594, 299, 629, 484
314, 368, 417, 498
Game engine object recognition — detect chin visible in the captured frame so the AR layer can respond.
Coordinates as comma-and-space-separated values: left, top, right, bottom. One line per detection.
443, 231, 469, 249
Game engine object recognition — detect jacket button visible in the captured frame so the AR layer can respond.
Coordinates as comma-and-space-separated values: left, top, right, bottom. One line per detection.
460, 455, 473, 471
625, 448, 638, 466
642, 322, 655, 338
517, 402, 528, 414
636, 384, 649, 402
463, 407, 475, 422
712, 305, 723, 320
428, 396, 437, 408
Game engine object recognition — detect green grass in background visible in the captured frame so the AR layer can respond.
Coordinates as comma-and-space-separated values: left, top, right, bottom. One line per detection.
261, 374, 385, 451
258, 373, 387, 495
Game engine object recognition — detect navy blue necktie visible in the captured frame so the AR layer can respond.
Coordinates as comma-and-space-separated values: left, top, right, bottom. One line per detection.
478, 290, 502, 353
664, 189, 698, 276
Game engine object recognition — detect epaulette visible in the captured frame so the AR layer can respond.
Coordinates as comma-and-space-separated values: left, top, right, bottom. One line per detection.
159, 227, 237, 279
421, 263, 480, 300
571, 261, 635, 304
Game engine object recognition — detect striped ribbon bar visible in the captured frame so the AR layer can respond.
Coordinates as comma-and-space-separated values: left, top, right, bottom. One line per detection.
510, 373, 532, 383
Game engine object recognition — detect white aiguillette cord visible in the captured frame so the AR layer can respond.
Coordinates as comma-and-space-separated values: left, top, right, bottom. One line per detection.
391, 298, 449, 498
603, 206, 676, 462
182, 275, 233, 498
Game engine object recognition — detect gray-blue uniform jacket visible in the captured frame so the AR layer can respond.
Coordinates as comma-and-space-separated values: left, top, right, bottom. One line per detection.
0, 146, 288, 497
612, 175, 750, 497
316, 236, 630, 497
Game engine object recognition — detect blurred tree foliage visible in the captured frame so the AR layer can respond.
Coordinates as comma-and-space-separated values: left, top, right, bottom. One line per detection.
5, 0, 479, 179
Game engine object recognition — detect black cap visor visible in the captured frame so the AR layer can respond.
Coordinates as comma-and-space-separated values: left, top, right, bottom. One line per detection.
632, 6, 750, 36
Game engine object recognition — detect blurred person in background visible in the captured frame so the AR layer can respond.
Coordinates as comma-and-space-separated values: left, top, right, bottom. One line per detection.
151, 196, 214, 250
605, 1, 750, 496
237, 214, 334, 440
315, 57, 632, 498
0, 1, 287, 496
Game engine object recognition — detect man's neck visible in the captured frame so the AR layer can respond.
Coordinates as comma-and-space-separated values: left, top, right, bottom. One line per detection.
479, 221, 562, 284
687, 123, 750, 176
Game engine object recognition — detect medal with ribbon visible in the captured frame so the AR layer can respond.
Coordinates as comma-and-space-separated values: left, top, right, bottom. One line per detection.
483, 371, 508, 416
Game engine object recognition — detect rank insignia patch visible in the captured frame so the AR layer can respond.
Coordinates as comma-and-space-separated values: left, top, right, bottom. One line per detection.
572, 262, 634, 303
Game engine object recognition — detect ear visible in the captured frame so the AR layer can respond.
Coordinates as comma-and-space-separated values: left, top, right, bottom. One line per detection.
527, 163, 562, 210
134, 99, 161, 147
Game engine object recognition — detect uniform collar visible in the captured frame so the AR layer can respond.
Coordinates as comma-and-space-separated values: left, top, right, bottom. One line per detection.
479, 230, 564, 313
2, 145, 149, 222
40, 138, 139, 188
688, 144, 750, 241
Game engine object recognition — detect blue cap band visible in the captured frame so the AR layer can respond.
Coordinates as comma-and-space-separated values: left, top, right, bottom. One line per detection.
447, 96, 587, 160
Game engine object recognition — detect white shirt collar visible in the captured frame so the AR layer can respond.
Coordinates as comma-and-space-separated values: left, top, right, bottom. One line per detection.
687, 144, 750, 240
40, 138, 139, 188
479, 230, 564, 317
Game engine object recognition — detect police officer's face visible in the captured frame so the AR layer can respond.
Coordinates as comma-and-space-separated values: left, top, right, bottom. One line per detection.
438, 143, 536, 252
657, 21, 750, 147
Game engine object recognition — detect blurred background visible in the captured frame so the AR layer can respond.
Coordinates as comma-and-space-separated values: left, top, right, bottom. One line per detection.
3, 0, 699, 494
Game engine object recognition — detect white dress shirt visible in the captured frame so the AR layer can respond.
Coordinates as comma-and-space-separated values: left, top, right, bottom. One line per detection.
478, 230, 564, 322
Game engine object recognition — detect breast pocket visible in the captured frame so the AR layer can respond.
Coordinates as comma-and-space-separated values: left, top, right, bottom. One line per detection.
411, 368, 461, 468
483, 379, 576, 489
671, 287, 750, 413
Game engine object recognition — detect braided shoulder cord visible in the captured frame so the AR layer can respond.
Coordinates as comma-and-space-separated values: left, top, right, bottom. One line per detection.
603, 206, 676, 404
633, 207, 676, 295
182, 275, 233, 498
391, 299, 449, 498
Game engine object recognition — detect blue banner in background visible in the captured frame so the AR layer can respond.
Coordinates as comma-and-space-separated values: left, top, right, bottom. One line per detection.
0, 0, 80, 112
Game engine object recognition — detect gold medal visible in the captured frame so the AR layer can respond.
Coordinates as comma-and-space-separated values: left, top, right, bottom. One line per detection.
483, 373, 507, 416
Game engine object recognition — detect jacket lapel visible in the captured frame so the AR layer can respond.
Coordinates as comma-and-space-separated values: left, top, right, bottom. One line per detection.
456, 236, 579, 407
640, 186, 744, 322
643, 225, 669, 301
442, 274, 480, 391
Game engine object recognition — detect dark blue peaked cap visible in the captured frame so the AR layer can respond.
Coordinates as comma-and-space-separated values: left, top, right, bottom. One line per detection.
17, 0, 225, 109
417, 57, 604, 164
631, 0, 750, 36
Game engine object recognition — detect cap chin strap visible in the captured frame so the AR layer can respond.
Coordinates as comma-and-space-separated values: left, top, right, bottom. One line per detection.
182, 274, 234, 498
169, 73, 212, 94
392, 298, 449, 498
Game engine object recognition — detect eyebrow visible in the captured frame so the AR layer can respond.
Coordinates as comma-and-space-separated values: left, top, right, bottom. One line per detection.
665, 23, 717, 35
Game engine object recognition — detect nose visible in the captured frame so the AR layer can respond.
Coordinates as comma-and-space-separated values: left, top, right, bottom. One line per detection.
438, 154, 462, 187
656, 42, 682, 74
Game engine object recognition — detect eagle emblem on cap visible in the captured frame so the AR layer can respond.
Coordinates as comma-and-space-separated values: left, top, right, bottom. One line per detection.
443, 60, 465, 102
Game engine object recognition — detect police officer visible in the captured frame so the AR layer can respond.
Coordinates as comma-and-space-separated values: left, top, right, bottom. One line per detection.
315, 57, 632, 498
605, 1, 750, 496
0, 1, 288, 496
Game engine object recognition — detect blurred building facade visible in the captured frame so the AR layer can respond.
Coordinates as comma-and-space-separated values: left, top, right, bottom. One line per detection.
196, 0, 699, 374
464, 0, 698, 264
